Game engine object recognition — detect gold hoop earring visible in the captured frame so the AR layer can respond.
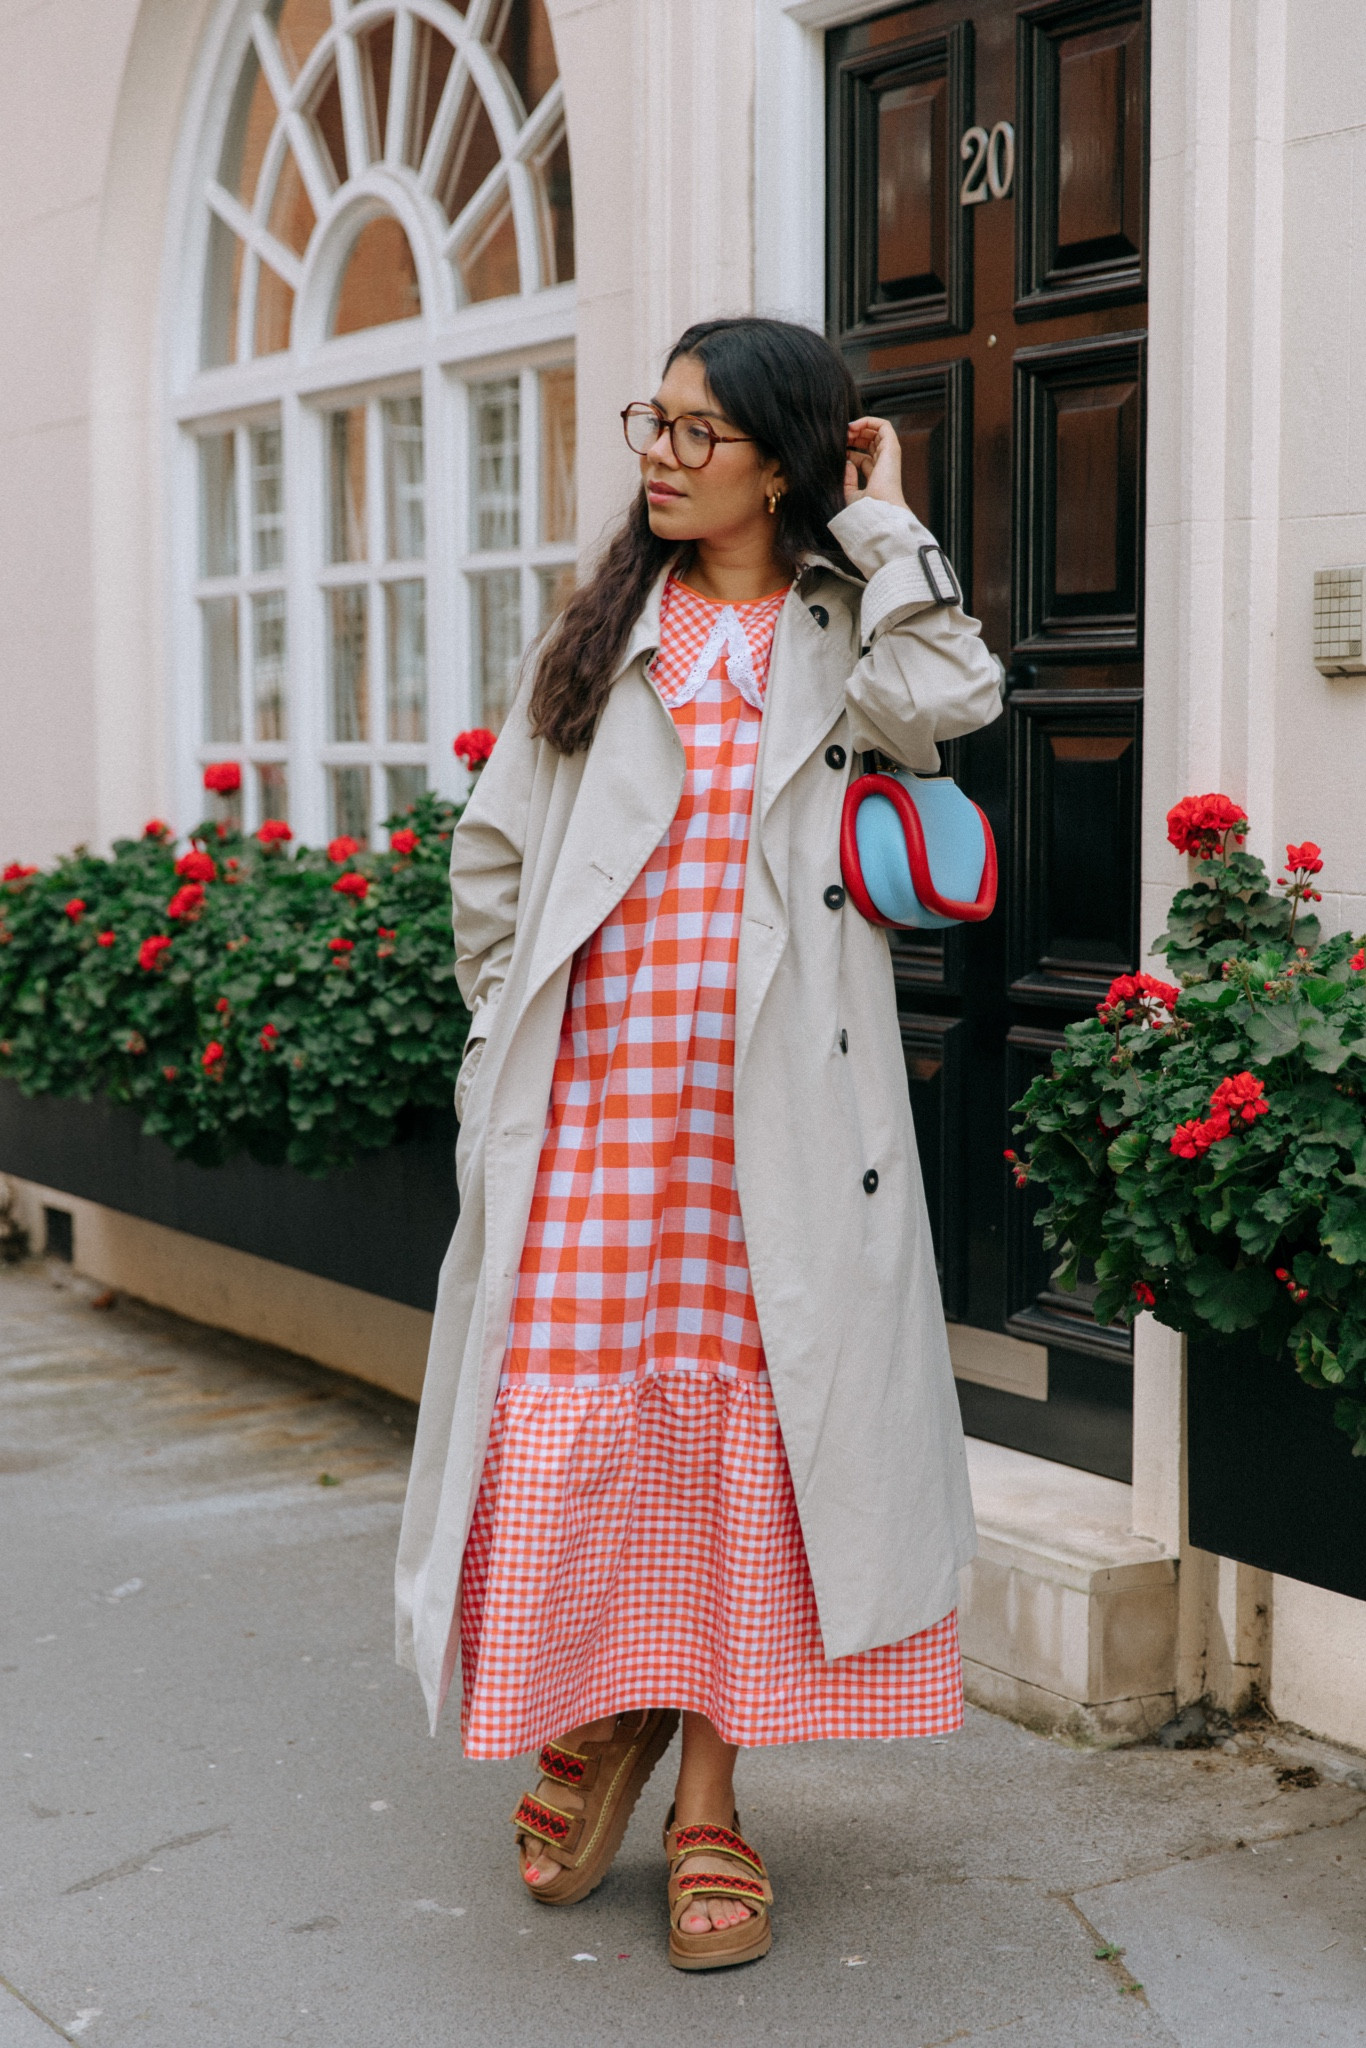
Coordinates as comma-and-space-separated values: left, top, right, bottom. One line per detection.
767, 492, 780, 516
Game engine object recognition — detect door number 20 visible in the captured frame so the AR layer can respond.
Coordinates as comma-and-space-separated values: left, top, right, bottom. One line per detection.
960, 122, 1015, 205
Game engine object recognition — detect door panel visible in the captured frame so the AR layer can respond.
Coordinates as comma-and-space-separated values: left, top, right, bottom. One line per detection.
828, 0, 1149, 1480
1013, 333, 1145, 657
1007, 687, 1142, 1004
829, 21, 975, 343
1016, 0, 1147, 316
861, 359, 974, 595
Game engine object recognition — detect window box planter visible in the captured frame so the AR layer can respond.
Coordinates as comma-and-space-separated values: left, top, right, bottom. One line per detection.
0, 1078, 457, 1313
1187, 1333, 1366, 1600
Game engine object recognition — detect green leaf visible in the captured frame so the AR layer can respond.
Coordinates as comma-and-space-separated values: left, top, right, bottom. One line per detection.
1184, 1255, 1276, 1331
1322, 1192, 1366, 1267
1244, 1005, 1301, 1062
1299, 1014, 1352, 1073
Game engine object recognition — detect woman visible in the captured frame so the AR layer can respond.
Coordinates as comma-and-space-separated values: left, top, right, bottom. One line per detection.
396, 317, 1002, 1970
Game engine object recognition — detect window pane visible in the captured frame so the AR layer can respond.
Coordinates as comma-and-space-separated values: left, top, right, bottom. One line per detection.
273, 0, 330, 82
383, 396, 425, 560
328, 765, 371, 843
310, 61, 348, 185
328, 409, 367, 563
251, 591, 288, 740
332, 215, 421, 334
360, 17, 394, 158
386, 579, 427, 740
250, 425, 285, 571
496, 0, 559, 115
202, 214, 243, 369
386, 765, 428, 822
407, 22, 456, 170
538, 562, 575, 630
534, 127, 575, 285
209, 778, 244, 831
457, 186, 520, 304
254, 264, 295, 358
266, 145, 315, 257
540, 367, 576, 543
199, 433, 238, 577
256, 761, 289, 825
438, 82, 500, 222
472, 378, 520, 550
201, 596, 241, 742
471, 569, 523, 730
218, 45, 275, 208
327, 585, 368, 740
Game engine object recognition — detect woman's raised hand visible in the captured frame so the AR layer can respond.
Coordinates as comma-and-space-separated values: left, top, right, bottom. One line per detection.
844, 416, 908, 511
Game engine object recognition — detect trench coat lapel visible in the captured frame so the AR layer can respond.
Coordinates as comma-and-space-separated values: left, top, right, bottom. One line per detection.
520, 568, 684, 1016
755, 580, 857, 848
734, 583, 853, 1077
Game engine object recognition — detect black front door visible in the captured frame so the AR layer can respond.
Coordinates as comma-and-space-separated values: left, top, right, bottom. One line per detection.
827, 0, 1149, 1480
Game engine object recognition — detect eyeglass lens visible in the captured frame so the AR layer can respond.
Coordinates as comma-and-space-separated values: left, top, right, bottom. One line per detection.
622, 406, 716, 468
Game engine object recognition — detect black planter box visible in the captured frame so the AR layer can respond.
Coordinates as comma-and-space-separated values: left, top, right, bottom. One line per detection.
0, 1079, 458, 1313
1187, 1334, 1366, 1600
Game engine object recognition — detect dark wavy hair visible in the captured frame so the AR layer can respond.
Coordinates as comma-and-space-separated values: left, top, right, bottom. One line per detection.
527, 317, 861, 753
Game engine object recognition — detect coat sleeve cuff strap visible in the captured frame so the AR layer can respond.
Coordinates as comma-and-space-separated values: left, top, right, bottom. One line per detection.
861, 554, 940, 639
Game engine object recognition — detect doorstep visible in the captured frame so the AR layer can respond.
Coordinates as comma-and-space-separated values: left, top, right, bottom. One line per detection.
960, 1437, 1178, 1746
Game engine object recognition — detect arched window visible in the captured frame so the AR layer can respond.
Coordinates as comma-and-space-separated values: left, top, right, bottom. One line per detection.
174, 0, 575, 841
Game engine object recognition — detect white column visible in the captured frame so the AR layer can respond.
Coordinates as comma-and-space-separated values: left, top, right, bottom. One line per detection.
547, 0, 758, 561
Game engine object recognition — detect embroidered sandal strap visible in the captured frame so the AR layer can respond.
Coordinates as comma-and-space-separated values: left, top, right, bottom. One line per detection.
537, 1740, 600, 1793
668, 1868, 773, 1930
668, 1822, 766, 1878
512, 1790, 583, 1856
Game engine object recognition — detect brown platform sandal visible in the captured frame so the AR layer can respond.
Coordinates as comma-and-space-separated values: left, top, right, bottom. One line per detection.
664, 1805, 774, 1971
511, 1709, 680, 1907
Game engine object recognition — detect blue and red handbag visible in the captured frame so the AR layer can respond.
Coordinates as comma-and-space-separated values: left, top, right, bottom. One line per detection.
840, 769, 997, 930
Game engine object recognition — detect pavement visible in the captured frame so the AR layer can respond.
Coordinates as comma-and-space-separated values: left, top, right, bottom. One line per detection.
3, 1256, 1366, 2048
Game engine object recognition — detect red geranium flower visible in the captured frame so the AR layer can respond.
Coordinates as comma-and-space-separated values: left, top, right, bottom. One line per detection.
1096, 971, 1181, 1024
389, 828, 419, 855
1352, 947, 1366, 972
1284, 841, 1323, 875
139, 934, 172, 971
454, 728, 496, 770
333, 871, 369, 900
96, 930, 116, 948
327, 936, 355, 954
161, 1064, 178, 1082
3, 862, 38, 881
201, 1040, 225, 1072
214, 996, 230, 1014
167, 883, 206, 921
1169, 1119, 1209, 1159
1209, 1071, 1269, 1124
175, 849, 217, 882
203, 762, 241, 794
1166, 793, 1249, 860
328, 835, 362, 863
64, 898, 86, 920
259, 1022, 279, 1051
1132, 1281, 1156, 1308
257, 819, 292, 844
142, 819, 172, 841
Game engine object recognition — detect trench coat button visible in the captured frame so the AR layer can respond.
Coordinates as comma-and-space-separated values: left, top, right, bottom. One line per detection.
863, 1168, 879, 1194
839, 1029, 848, 1054
825, 744, 847, 769
823, 884, 845, 910
808, 603, 829, 628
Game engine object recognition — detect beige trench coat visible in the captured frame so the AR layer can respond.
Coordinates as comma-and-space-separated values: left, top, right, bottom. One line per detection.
395, 496, 1003, 1729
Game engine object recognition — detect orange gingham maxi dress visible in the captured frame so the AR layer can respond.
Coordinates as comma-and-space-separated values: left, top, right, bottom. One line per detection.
458, 575, 963, 1758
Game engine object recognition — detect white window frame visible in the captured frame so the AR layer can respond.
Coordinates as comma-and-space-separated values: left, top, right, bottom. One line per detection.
164, 0, 576, 845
